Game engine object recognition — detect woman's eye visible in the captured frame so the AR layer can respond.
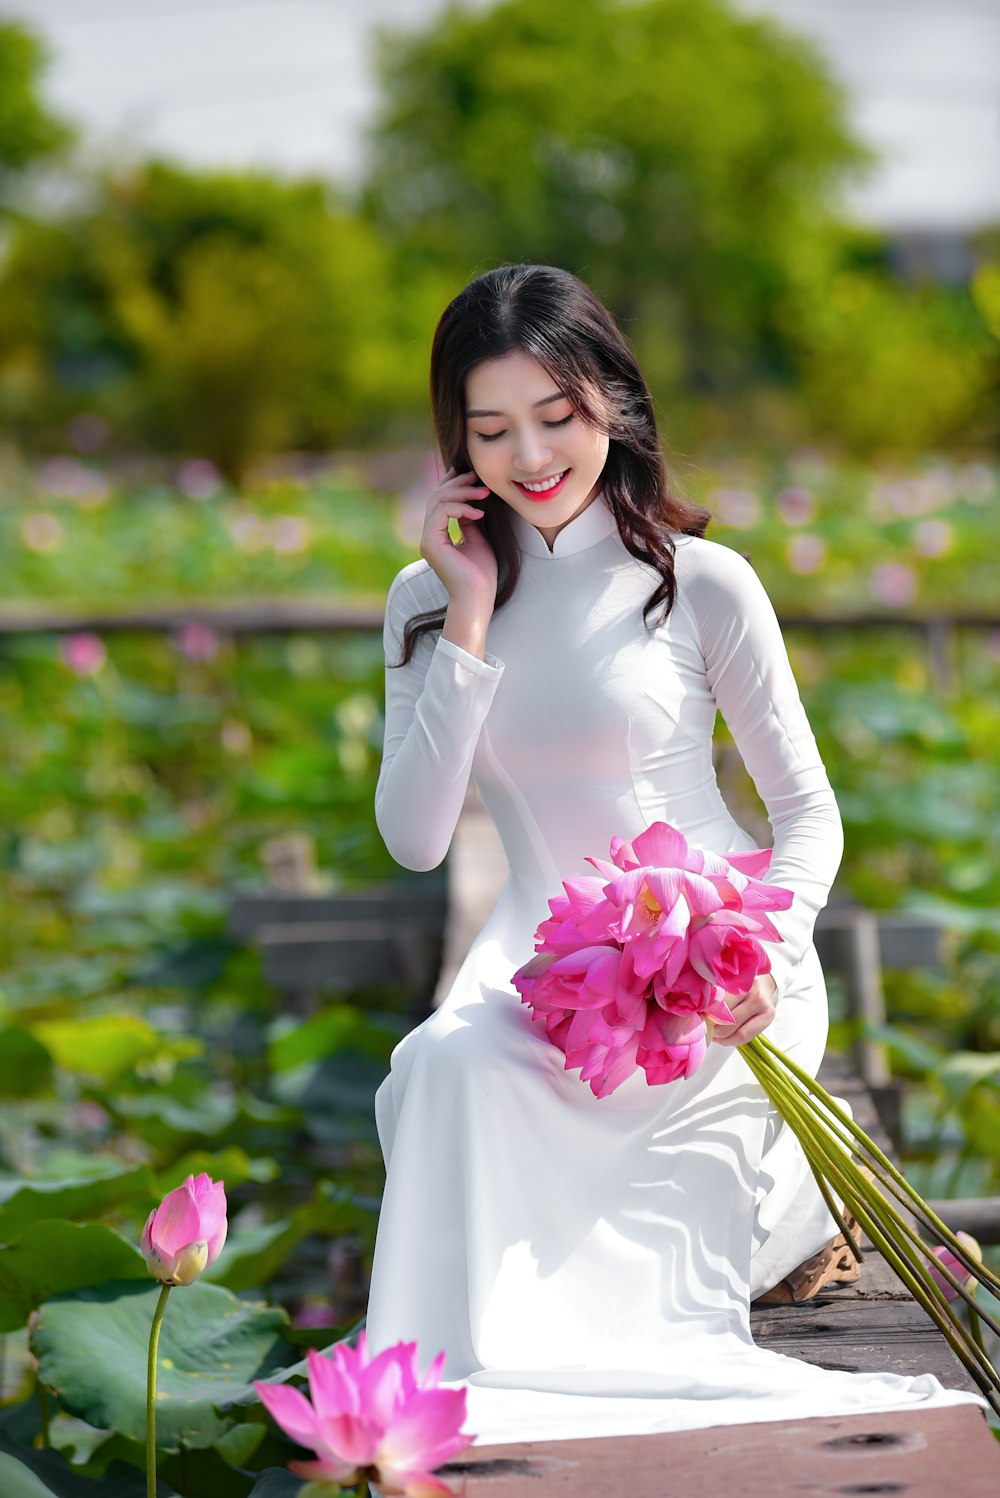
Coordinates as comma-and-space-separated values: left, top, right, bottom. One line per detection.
473, 430, 505, 443
543, 414, 574, 429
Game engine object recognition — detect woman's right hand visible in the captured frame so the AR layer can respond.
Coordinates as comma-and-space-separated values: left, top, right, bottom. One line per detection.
420, 467, 498, 610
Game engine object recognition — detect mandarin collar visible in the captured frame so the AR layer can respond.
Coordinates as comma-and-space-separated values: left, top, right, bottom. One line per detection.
510, 488, 619, 559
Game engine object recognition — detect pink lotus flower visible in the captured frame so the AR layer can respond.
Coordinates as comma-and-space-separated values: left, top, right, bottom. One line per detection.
929, 1233, 982, 1301
254, 1333, 476, 1496
513, 820, 794, 1098
636, 1009, 709, 1085
60, 632, 106, 676
140, 1173, 228, 1287
686, 916, 770, 998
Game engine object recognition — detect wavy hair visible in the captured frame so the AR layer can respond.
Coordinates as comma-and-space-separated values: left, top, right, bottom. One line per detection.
393, 263, 712, 667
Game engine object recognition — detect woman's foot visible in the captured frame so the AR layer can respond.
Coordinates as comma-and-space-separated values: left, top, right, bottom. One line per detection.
752, 1211, 864, 1305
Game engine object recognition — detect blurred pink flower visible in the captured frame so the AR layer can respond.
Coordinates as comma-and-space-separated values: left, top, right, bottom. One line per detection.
177, 459, 221, 500
141, 1173, 228, 1287
226, 512, 267, 552
21, 512, 64, 553
929, 1233, 982, 1301
870, 562, 917, 607
270, 515, 312, 555
711, 487, 761, 529
175, 621, 220, 660
255, 1333, 475, 1496
913, 519, 953, 558
775, 486, 817, 525
60, 632, 106, 676
38, 456, 108, 505
786, 533, 827, 575
220, 719, 253, 755
66, 413, 109, 453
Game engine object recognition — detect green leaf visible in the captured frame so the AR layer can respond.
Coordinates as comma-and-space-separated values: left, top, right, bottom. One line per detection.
0, 1220, 148, 1333
936, 1051, 1000, 1107
155, 1148, 279, 1196
246, 1471, 306, 1498
29, 1015, 167, 1084
206, 1182, 372, 1294
0, 1025, 53, 1099
0, 1439, 154, 1497
0, 1166, 154, 1242
268, 1005, 400, 1073
31, 1280, 293, 1452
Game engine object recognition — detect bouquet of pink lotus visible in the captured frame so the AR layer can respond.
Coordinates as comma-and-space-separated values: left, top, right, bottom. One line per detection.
513, 819, 1000, 1415
512, 820, 792, 1099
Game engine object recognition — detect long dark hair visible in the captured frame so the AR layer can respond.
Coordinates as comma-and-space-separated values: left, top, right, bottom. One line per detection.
394, 263, 711, 667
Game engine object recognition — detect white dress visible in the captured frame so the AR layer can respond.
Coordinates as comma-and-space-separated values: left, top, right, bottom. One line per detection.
366, 490, 983, 1448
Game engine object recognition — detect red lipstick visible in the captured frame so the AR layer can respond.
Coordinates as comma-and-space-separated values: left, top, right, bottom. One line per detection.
512, 469, 570, 502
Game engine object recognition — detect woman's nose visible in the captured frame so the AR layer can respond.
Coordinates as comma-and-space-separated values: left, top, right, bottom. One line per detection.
513, 430, 553, 473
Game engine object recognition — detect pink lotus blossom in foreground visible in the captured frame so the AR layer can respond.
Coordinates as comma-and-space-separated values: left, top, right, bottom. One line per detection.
929, 1233, 983, 1300
512, 820, 794, 1098
255, 1333, 475, 1496
140, 1173, 228, 1287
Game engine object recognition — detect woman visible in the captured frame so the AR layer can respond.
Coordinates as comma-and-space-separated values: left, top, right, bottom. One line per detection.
366, 264, 982, 1446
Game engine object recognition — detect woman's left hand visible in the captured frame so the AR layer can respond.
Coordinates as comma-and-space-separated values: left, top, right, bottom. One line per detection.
711, 972, 778, 1047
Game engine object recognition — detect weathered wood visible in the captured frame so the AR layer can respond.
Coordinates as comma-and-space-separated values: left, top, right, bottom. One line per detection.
440, 1405, 999, 1496
926, 1196, 1000, 1247
228, 884, 448, 941
230, 881, 449, 1021
0, 598, 387, 635
2, 600, 997, 637
814, 910, 945, 974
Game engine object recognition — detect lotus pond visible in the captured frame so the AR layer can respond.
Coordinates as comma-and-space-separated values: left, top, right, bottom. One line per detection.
1, 448, 998, 1492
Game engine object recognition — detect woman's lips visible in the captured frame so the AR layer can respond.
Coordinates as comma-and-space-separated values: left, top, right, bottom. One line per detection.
512, 469, 570, 502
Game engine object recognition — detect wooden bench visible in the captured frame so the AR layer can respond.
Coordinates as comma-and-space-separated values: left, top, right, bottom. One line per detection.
228, 877, 449, 1023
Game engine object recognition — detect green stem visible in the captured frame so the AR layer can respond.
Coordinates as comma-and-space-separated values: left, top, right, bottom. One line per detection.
36, 1382, 50, 1449
970, 1305, 987, 1360
750, 1052, 862, 1261
742, 1043, 1000, 1411
146, 1284, 171, 1498
752, 1035, 1000, 1296
745, 1043, 1000, 1340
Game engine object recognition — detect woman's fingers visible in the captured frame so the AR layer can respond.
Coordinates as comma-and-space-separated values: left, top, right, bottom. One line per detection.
712, 979, 776, 1047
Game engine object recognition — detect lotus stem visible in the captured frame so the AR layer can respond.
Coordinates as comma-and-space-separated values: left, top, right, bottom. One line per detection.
753, 1035, 1000, 1297
36, 1382, 50, 1449
740, 1038, 1000, 1414
745, 1043, 1000, 1341
743, 1046, 861, 1261
146, 1283, 171, 1498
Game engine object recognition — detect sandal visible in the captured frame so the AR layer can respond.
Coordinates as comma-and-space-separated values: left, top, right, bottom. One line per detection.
752, 1210, 864, 1306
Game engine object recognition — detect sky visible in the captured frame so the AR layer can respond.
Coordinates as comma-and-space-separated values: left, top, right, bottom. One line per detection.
4, 0, 1000, 232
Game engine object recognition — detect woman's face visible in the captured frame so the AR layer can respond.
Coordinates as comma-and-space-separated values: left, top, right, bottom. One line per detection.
464, 351, 610, 544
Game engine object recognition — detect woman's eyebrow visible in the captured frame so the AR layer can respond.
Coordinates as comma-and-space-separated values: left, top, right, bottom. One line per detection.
466, 391, 569, 418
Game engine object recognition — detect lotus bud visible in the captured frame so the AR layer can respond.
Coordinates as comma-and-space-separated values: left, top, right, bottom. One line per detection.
141, 1173, 227, 1287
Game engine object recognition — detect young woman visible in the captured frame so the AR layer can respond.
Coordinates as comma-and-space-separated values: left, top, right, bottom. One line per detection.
366, 264, 982, 1446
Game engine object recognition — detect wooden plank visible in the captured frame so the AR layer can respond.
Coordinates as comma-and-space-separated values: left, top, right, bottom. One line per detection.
2, 602, 998, 637
439, 1405, 999, 1497
228, 884, 447, 940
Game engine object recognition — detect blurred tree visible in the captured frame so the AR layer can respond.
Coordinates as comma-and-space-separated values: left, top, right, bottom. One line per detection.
781, 254, 998, 454
363, 0, 875, 436
0, 163, 420, 478
0, 20, 73, 203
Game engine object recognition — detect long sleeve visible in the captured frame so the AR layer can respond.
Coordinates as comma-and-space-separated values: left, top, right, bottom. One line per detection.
688, 542, 844, 1000
375, 562, 506, 871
